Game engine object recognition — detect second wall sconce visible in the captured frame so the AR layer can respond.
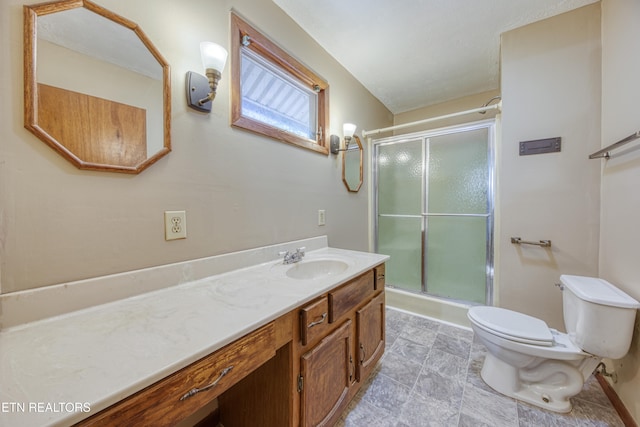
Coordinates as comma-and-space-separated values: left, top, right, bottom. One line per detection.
330, 123, 357, 154
186, 42, 228, 113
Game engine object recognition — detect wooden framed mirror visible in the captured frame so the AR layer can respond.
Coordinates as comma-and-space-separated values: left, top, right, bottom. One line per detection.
342, 135, 363, 192
24, 0, 171, 174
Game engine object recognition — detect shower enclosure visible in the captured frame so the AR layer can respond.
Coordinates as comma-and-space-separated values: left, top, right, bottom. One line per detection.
374, 120, 495, 305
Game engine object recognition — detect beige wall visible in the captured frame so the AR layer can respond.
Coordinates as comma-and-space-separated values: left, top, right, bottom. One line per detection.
601, 0, 640, 420
0, 0, 391, 293
499, 4, 602, 329
393, 89, 501, 133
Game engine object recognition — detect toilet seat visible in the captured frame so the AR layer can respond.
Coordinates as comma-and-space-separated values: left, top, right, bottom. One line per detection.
468, 306, 554, 346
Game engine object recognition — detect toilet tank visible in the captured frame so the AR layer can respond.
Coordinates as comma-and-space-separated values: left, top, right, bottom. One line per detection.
561, 275, 640, 359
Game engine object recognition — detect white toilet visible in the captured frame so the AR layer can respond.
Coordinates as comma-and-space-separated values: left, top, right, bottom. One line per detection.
468, 274, 640, 413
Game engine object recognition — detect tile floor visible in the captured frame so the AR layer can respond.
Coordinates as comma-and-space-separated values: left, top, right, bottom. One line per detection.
336, 307, 625, 427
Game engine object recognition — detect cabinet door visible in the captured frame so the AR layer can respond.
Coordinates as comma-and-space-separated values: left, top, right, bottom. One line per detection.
356, 291, 385, 382
300, 320, 352, 427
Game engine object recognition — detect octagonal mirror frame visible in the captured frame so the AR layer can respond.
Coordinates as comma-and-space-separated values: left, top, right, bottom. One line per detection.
24, 0, 171, 174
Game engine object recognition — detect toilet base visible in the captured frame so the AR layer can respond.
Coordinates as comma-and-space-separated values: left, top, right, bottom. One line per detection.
480, 351, 598, 413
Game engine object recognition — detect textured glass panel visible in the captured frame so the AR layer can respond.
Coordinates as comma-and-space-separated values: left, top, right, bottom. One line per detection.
425, 216, 487, 303
428, 129, 488, 214
378, 216, 422, 292
375, 125, 492, 304
240, 48, 317, 140
377, 140, 423, 215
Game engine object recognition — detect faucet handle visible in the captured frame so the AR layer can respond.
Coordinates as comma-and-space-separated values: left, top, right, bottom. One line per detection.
278, 250, 289, 256
296, 247, 306, 255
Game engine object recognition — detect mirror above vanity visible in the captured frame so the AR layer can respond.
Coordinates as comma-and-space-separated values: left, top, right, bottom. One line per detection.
24, 0, 171, 174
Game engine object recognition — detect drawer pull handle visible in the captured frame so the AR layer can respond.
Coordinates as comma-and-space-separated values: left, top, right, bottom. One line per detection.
307, 313, 327, 328
377, 274, 385, 280
180, 366, 234, 401
360, 343, 366, 364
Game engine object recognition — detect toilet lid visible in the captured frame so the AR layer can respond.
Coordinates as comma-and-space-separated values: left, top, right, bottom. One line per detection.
468, 306, 554, 346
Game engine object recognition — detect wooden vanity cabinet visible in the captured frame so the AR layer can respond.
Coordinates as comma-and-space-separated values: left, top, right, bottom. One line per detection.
75, 264, 386, 427
295, 266, 385, 427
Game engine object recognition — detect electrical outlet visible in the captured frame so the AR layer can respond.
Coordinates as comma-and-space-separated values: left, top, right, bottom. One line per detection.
318, 209, 326, 226
164, 211, 187, 240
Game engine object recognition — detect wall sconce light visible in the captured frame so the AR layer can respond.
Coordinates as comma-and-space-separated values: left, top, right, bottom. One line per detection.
330, 123, 357, 154
186, 42, 228, 113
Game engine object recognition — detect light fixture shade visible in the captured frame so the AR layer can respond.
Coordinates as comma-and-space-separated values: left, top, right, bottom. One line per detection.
343, 123, 357, 138
200, 42, 228, 72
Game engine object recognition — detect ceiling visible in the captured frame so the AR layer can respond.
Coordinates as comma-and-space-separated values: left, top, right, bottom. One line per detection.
273, 0, 598, 114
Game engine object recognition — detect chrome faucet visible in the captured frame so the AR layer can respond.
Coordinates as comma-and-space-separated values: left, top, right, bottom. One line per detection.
279, 247, 306, 264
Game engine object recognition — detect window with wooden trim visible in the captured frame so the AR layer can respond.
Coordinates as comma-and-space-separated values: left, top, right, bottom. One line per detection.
230, 13, 329, 155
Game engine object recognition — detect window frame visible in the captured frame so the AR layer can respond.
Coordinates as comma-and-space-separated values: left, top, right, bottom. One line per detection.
230, 12, 330, 155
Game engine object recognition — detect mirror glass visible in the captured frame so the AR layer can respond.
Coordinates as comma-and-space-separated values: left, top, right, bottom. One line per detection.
342, 135, 363, 192
24, 1, 171, 174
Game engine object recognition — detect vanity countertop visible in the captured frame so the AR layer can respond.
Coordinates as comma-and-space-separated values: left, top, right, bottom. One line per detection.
0, 246, 387, 427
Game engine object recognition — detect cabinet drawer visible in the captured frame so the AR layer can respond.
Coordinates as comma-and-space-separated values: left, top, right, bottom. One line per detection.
329, 270, 374, 323
77, 323, 275, 426
374, 264, 385, 290
300, 296, 330, 346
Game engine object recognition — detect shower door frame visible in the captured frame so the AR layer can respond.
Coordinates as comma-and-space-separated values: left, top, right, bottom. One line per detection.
373, 119, 495, 305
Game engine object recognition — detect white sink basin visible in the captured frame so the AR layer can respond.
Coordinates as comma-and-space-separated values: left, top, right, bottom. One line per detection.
285, 259, 348, 280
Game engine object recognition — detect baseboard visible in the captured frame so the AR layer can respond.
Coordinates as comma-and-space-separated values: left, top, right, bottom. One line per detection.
596, 373, 638, 427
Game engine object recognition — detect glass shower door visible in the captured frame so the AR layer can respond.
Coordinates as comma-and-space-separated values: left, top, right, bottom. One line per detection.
375, 123, 493, 305
425, 129, 490, 303
377, 139, 423, 292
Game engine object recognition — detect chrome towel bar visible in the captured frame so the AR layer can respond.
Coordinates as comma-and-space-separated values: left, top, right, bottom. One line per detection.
511, 237, 551, 247
589, 131, 640, 159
